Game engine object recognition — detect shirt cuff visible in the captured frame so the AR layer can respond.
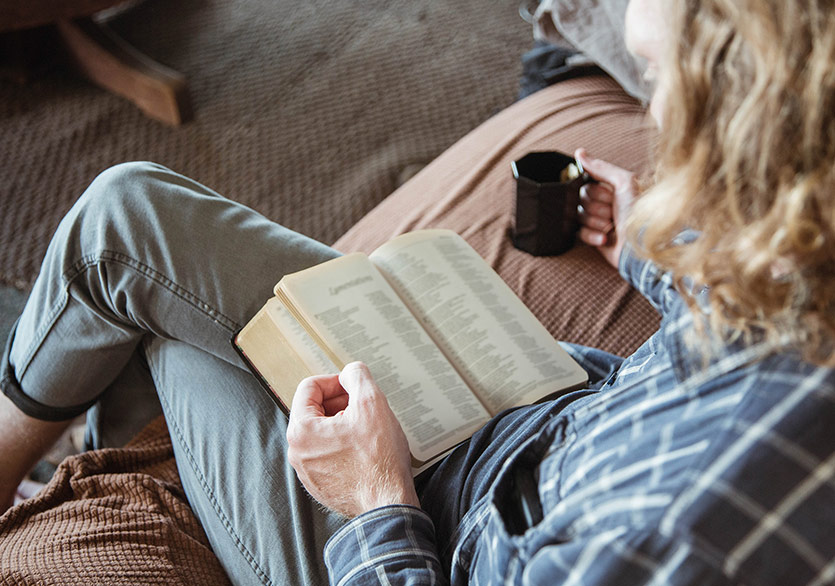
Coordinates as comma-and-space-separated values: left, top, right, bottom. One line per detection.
618, 242, 641, 284
324, 505, 444, 585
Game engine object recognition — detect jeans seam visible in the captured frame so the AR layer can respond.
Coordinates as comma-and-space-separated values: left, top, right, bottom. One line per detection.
153, 365, 275, 586
64, 250, 242, 331
15, 290, 69, 382
18, 249, 240, 381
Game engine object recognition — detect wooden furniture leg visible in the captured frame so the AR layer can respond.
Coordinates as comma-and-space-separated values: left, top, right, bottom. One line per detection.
56, 17, 192, 126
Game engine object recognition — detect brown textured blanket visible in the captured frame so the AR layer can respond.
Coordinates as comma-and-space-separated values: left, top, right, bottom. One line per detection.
0, 416, 231, 586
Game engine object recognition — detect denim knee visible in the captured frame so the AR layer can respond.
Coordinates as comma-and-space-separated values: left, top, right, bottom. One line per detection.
58, 162, 197, 255
76, 162, 176, 221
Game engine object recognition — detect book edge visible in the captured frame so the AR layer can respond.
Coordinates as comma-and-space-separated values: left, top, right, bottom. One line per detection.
230, 329, 291, 416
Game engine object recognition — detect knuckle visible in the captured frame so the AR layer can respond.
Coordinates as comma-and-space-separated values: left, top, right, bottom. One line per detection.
353, 391, 376, 410
356, 388, 387, 415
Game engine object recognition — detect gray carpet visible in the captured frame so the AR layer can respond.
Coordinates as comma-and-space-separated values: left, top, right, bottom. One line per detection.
0, 286, 27, 346
0, 0, 532, 289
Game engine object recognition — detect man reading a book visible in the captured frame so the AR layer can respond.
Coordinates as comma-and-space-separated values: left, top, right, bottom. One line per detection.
2, 0, 834, 584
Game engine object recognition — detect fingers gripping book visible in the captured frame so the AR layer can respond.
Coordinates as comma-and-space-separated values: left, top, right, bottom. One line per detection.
233, 230, 587, 468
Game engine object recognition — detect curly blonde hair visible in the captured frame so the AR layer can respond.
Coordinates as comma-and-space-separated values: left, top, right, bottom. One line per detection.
628, 0, 835, 364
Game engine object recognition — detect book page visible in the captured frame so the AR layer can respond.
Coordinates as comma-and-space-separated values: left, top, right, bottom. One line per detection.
265, 300, 338, 374
234, 300, 318, 413
370, 230, 588, 415
277, 253, 490, 463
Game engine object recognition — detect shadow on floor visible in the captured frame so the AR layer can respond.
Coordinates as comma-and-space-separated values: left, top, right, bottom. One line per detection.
0, 286, 27, 343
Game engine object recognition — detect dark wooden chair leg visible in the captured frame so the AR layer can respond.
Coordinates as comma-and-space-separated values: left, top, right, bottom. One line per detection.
56, 17, 192, 126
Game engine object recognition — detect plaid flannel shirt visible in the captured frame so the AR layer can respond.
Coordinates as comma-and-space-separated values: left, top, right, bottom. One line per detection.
324, 249, 835, 586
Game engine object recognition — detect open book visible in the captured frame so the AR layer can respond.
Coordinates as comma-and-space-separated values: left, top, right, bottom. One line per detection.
233, 230, 587, 468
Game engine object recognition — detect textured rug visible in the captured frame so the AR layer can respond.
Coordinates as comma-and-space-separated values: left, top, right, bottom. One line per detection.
0, 0, 531, 289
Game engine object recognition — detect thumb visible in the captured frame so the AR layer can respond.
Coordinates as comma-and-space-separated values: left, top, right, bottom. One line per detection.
575, 148, 633, 189
338, 362, 379, 399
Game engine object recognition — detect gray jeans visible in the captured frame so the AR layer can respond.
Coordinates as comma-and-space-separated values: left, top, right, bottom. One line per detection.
2, 162, 345, 585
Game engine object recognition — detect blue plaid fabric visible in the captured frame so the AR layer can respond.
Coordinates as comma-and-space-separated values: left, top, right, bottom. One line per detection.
324, 249, 835, 585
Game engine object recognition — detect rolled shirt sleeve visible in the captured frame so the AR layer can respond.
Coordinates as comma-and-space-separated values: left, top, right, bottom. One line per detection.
618, 244, 679, 317
324, 505, 447, 586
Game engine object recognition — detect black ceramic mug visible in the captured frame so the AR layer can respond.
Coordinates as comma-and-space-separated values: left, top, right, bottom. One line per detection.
510, 151, 589, 256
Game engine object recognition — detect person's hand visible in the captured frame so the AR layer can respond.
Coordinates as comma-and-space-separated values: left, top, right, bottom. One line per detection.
286, 361, 420, 518
575, 148, 640, 269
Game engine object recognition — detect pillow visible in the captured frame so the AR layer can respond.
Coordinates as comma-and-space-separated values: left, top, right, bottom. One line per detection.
533, 0, 651, 101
